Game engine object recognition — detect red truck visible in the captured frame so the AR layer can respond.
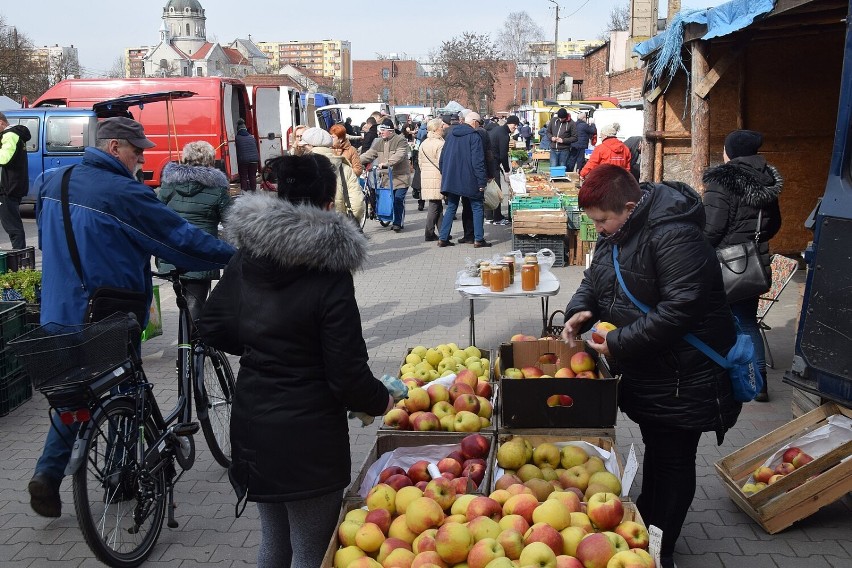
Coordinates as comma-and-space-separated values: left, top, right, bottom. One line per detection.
33, 77, 254, 187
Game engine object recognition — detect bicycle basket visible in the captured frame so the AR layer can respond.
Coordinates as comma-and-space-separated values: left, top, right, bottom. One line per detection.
8, 312, 132, 392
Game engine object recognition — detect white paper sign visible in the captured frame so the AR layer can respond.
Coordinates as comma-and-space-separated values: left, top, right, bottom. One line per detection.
621, 444, 638, 498
648, 525, 663, 567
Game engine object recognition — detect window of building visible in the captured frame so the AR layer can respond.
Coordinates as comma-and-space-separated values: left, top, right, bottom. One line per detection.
382, 88, 390, 102
382, 68, 390, 80
186, 24, 190, 36
196, 67, 203, 76
521, 88, 527, 102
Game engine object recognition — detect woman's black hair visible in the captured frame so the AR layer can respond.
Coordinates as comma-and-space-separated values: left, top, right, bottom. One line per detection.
270, 153, 336, 207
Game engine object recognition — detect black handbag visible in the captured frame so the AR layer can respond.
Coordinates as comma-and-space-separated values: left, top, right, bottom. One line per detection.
716, 210, 771, 303
60, 167, 148, 324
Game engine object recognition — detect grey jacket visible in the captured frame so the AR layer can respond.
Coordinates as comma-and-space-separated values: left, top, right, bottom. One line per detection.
360, 133, 412, 187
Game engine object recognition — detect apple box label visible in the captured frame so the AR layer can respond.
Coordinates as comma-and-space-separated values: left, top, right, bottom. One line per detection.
649, 525, 663, 566
621, 444, 638, 497
426, 462, 441, 480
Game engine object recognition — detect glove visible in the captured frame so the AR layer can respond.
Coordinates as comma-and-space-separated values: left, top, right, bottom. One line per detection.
348, 411, 375, 427
380, 374, 408, 402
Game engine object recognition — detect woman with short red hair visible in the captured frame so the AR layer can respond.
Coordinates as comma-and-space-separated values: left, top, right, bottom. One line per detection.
329, 123, 363, 176
561, 164, 741, 568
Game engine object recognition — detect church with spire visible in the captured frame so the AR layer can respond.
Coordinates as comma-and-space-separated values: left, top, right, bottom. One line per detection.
132, 0, 267, 78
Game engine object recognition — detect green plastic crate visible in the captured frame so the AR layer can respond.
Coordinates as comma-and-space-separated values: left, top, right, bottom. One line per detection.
0, 301, 25, 350
0, 247, 36, 273
580, 219, 598, 241
0, 368, 30, 416
510, 196, 563, 212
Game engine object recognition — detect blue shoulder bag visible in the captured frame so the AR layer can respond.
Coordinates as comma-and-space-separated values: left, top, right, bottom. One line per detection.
612, 245, 762, 402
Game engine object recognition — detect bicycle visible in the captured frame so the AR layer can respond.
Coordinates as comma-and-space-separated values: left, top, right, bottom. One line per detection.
9, 272, 237, 568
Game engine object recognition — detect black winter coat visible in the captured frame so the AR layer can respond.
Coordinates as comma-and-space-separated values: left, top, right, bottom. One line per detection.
198, 194, 390, 506
489, 124, 512, 177
571, 121, 596, 151
702, 155, 782, 283
234, 128, 259, 164
566, 182, 741, 434
0, 125, 31, 199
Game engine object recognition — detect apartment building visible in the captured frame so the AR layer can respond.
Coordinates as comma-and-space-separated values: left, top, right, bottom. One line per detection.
257, 39, 351, 87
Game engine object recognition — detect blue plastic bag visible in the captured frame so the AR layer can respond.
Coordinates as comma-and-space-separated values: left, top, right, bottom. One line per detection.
725, 332, 764, 402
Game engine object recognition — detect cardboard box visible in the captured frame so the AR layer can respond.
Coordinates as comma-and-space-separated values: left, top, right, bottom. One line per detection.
492, 433, 623, 480
321, 487, 647, 568
379, 346, 497, 435
715, 403, 852, 534
348, 432, 498, 500
497, 339, 619, 429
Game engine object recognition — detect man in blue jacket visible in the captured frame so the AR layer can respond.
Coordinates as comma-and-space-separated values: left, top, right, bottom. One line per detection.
436, 112, 491, 248
28, 117, 235, 518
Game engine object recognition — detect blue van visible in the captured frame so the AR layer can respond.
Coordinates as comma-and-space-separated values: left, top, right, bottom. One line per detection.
3, 91, 193, 208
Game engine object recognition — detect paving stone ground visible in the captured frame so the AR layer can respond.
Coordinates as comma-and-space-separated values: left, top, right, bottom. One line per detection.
0, 205, 849, 567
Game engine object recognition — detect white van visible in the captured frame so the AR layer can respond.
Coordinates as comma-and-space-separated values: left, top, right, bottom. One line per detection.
249, 85, 304, 165
590, 108, 643, 144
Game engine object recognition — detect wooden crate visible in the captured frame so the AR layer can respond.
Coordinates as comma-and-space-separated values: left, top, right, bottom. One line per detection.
714, 402, 852, 534
512, 209, 568, 236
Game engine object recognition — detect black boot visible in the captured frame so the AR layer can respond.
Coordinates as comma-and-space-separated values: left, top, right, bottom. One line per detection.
755, 375, 769, 402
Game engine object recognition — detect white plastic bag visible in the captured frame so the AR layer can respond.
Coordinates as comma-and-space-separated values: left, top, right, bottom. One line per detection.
484, 180, 503, 210
509, 172, 527, 195
537, 248, 556, 271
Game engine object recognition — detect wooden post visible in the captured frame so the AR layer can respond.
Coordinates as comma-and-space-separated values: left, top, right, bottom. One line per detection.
641, 95, 657, 183
691, 40, 710, 193
736, 48, 746, 130
654, 95, 665, 182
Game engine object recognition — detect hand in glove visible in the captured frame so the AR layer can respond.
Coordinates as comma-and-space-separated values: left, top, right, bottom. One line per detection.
379, 374, 408, 402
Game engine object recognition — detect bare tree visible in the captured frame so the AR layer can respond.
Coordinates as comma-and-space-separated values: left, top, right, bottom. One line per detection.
497, 11, 545, 107
433, 32, 507, 114
105, 56, 127, 78
48, 50, 81, 85
0, 17, 50, 102
599, 1, 630, 39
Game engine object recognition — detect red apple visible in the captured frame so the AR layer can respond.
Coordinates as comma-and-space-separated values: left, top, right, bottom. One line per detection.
768, 473, 785, 485
412, 411, 442, 431
451, 476, 475, 494
475, 380, 493, 398
383, 408, 411, 430
782, 446, 804, 464
575, 370, 597, 379
380, 466, 407, 484
511, 334, 537, 342
575, 532, 617, 568
554, 367, 576, 378
448, 382, 475, 402
415, 480, 429, 491
591, 322, 616, 344
466, 496, 503, 521
454, 368, 479, 389
569, 352, 596, 373
613, 520, 649, 550
427, 384, 450, 406
404, 387, 432, 413
524, 522, 564, 556
454, 393, 481, 414
586, 492, 624, 531
385, 474, 414, 491
463, 462, 487, 486
461, 433, 491, 459
438, 457, 463, 478
521, 366, 544, 379
539, 353, 558, 364
365, 508, 393, 535
792, 452, 814, 468
753, 466, 774, 484
546, 394, 574, 407
495, 473, 523, 491
775, 462, 796, 476
408, 460, 433, 484
424, 477, 456, 511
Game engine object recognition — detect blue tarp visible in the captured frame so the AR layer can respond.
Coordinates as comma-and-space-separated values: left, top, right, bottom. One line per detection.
635, 0, 776, 89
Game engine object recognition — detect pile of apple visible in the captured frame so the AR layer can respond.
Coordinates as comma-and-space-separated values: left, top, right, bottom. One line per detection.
502, 338, 600, 380
374, 433, 491, 497
400, 344, 490, 384
334, 459, 649, 567
384, 368, 494, 432
744, 446, 814, 495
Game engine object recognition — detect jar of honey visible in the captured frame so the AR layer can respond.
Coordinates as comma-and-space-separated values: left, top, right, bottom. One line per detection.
502, 255, 516, 280
524, 255, 540, 286
500, 264, 511, 288
489, 267, 505, 292
480, 266, 491, 287
521, 263, 537, 291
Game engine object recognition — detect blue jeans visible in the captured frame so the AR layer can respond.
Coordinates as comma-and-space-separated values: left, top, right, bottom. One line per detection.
730, 297, 766, 380
36, 414, 78, 481
440, 194, 484, 242
392, 187, 407, 228
550, 149, 570, 168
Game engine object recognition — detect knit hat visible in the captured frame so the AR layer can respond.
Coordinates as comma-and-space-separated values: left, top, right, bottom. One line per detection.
724, 129, 763, 159
378, 118, 395, 131
299, 127, 333, 147
506, 115, 520, 125
556, 108, 568, 119
600, 123, 620, 138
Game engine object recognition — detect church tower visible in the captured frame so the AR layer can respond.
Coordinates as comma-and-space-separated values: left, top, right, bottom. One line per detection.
162, 0, 207, 56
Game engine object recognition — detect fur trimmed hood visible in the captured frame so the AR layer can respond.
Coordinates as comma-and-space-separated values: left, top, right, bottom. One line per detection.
161, 162, 229, 197
225, 192, 367, 273
702, 155, 782, 208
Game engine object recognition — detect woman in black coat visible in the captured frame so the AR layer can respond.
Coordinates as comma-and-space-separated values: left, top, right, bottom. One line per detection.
561, 165, 741, 568
198, 154, 397, 568
703, 130, 782, 401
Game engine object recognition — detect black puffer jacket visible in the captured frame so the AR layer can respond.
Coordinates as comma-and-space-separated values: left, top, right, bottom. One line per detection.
702, 155, 782, 280
198, 193, 390, 506
566, 182, 741, 434
0, 125, 31, 199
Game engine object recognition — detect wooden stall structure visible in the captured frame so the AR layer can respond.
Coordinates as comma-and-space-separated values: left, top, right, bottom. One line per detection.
638, 0, 848, 254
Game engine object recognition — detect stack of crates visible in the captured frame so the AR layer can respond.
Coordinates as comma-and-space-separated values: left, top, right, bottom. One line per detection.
0, 301, 30, 416
580, 213, 598, 242
0, 247, 36, 273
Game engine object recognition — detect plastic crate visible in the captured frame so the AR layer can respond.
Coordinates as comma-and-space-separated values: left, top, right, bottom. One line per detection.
0, 301, 25, 351
511, 234, 566, 267
0, 368, 30, 417
510, 196, 563, 212
567, 208, 582, 229
580, 214, 598, 241
550, 166, 567, 178
0, 247, 36, 273
561, 195, 579, 209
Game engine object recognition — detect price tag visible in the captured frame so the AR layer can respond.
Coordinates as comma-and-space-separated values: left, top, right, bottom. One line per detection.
649, 525, 663, 567
621, 444, 638, 497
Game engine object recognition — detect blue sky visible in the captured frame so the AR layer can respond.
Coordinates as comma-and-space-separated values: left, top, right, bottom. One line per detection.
1, 0, 728, 77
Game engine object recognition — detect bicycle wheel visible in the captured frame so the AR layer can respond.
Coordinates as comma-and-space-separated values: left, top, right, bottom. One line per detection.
358, 191, 369, 230
73, 398, 165, 568
196, 347, 235, 468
